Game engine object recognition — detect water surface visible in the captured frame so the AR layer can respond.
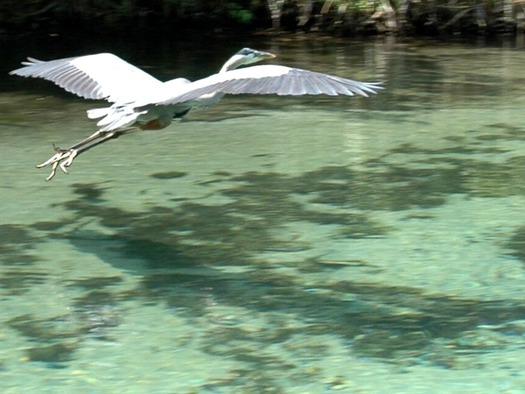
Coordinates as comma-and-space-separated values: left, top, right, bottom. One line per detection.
1, 36, 525, 393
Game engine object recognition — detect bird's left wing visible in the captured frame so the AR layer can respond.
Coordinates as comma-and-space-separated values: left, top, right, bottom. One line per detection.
155, 65, 382, 106
9, 53, 164, 103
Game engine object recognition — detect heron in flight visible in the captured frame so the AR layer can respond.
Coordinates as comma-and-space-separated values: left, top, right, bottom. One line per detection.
10, 48, 382, 180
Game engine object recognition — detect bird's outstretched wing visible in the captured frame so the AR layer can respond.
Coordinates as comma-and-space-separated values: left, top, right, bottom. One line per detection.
156, 65, 383, 106
9, 53, 163, 103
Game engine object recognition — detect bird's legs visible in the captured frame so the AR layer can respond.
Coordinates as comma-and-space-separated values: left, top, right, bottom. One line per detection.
37, 129, 128, 181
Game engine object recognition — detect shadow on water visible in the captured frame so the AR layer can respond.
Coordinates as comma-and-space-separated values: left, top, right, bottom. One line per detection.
4, 141, 525, 373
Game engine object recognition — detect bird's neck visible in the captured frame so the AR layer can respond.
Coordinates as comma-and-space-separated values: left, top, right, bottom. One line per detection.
219, 55, 245, 73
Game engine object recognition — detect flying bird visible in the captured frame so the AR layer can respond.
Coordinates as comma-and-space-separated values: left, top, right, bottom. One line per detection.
10, 48, 382, 180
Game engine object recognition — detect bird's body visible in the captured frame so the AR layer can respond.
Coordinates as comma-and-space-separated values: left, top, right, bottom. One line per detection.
10, 48, 382, 180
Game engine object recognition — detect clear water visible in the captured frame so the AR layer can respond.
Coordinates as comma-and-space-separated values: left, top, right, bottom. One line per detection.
1, 36, 525, 393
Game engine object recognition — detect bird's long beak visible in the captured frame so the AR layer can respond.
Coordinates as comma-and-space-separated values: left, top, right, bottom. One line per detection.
258, 51, 276, 60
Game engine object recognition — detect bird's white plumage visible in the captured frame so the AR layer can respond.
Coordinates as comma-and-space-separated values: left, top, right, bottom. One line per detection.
154, 64, 381, 106
10, 49, 383, 180
10, 54, 381, 110
9, 53, 163, 103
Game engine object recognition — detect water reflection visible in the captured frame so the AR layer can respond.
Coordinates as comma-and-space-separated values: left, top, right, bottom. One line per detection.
1, 36, 525, 392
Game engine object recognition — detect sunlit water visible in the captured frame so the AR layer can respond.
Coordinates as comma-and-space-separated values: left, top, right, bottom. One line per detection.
1, 36, 525, 393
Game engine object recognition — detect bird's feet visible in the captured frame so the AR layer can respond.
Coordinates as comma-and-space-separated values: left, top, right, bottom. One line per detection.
36, 145, 78, 181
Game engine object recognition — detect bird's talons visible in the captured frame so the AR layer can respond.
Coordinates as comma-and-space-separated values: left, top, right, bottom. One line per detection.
37, 146, 78, 181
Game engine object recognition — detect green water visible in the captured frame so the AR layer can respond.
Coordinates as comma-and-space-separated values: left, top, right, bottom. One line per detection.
1, 36, 525, 393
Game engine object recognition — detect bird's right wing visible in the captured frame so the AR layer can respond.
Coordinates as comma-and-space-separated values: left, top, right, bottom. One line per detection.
155, 65, 383, 106
9, 53, 164, 103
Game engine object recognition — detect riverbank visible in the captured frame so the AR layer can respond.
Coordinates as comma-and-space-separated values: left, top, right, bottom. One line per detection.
2, 0, 525, 41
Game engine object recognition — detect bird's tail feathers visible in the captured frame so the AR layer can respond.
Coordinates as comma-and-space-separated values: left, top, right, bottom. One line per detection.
88, 104, 146, 132
87, 108, 111, 119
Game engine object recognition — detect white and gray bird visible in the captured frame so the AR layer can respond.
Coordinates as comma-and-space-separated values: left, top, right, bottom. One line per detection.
10, 48, 382, 180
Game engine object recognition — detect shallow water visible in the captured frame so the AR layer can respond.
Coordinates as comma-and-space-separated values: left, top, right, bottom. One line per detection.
1, 36, 525, 393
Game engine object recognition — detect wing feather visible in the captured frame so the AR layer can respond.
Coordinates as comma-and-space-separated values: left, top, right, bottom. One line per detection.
156, 65, 382, 106
9, 53, 163, 103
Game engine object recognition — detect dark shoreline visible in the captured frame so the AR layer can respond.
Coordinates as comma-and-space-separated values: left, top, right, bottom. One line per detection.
2, 1, 524, 42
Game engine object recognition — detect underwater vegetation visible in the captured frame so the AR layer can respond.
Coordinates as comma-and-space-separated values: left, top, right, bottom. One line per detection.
1, 129, 524, 389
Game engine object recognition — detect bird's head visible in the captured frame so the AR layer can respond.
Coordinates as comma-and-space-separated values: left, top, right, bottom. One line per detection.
220, 48, 276, 72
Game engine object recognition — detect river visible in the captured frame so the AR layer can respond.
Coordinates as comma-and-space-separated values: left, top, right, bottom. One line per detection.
1, 34, 524, 393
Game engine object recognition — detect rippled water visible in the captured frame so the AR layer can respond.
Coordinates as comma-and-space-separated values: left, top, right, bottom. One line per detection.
1, 36, 525, 393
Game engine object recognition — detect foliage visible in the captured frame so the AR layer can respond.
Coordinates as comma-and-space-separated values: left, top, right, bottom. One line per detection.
0, 0, 524, 37
228, 2, 254, 24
